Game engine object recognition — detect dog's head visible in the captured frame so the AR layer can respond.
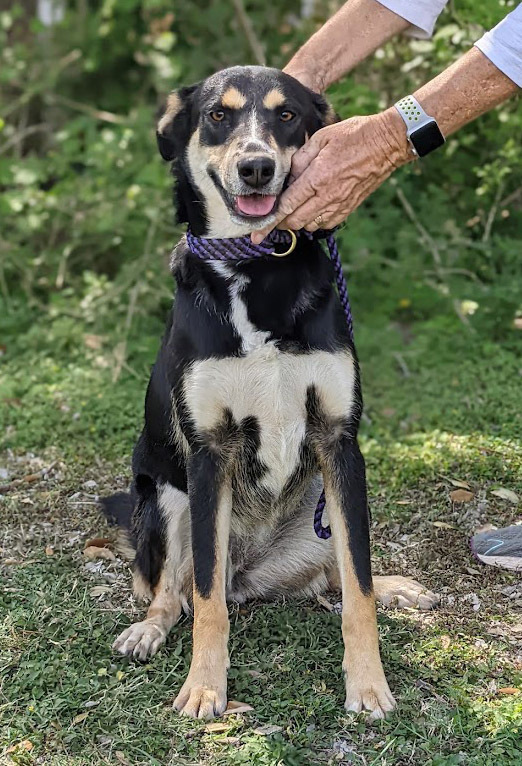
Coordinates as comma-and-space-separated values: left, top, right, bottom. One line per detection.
157, 66, 336, 238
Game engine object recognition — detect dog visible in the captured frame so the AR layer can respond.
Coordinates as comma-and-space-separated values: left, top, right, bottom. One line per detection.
102, 65, 438, 720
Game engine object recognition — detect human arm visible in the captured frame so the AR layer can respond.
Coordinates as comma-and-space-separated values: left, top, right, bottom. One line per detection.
252, 11, 521, 242
283, 0, 412, 92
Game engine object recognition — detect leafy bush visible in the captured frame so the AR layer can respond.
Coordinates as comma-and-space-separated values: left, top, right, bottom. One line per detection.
1, 0, 521, 363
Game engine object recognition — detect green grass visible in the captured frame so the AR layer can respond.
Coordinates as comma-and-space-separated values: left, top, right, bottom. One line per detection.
1, 272, 522, 765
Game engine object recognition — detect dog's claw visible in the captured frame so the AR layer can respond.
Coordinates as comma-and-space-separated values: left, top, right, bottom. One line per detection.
112, 621, 166, 661
174, 681, 227, 719
344, 677, 396, 720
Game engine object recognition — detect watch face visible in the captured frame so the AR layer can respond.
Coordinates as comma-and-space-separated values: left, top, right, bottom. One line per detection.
410, 121, 445, 157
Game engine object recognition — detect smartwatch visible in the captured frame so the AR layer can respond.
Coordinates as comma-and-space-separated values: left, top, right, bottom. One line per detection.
394, 95, 445, 158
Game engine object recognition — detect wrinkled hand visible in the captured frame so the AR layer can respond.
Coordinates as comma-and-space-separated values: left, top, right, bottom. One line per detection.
251, 108, 411, 244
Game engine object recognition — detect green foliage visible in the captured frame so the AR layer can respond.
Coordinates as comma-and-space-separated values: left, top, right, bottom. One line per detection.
1, 0, 521, 357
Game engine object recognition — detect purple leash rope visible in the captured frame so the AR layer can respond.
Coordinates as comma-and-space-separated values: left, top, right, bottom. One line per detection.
186, 227, 354, 540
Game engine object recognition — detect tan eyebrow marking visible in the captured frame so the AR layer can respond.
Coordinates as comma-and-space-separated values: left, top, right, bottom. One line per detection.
263, 89, 286, 109
157, 91, 182, 134
221, 87, 247, 110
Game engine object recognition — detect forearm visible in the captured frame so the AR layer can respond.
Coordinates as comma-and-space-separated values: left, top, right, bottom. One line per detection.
414, 46, 519, 137
383, 46, 519, 166
283, 0, 409, 92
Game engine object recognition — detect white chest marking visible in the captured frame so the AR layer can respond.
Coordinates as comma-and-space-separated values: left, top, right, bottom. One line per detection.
213, 263, 271, 353
184, 347, 355, 498
183, 269, 355, 494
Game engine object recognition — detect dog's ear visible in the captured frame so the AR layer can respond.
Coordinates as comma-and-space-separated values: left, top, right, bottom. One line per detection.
156, 83, 200, 161
305, 90, 340, 136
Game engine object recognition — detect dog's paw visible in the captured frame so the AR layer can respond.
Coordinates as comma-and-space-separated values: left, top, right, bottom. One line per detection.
374, 575, 439, 611
344, 675, 396, 721
112, 620, 166, 661
174, 677, 227, 719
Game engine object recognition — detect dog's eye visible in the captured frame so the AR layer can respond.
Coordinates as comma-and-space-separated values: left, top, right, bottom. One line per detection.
210, 110, 225, 122
280, 110, 295, 123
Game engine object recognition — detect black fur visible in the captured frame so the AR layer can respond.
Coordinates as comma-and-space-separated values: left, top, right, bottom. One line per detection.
187, 447, 222, 598
129, 474, 165, 590
100, 491, 134, 531
331, 438, 372, 596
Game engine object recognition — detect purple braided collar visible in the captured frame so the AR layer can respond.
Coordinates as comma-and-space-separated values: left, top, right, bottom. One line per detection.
185, 227, 355, 540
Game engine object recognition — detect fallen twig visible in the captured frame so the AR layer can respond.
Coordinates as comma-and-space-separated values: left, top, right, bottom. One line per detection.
0, 462, 57, 494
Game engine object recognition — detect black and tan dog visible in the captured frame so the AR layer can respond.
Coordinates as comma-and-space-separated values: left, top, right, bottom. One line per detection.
103, 66, 438, 720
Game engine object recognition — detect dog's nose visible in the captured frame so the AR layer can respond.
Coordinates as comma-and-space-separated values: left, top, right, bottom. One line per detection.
238, 157, 275, 188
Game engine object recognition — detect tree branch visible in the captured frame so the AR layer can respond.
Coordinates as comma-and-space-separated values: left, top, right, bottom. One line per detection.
230, 0, 265, 66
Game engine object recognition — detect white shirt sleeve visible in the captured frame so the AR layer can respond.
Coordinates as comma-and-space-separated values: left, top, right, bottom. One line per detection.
475, 4, 522, 87
375, 0, 448, 38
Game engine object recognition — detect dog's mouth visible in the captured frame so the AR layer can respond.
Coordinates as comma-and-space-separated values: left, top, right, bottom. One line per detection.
234, 194, 277, 218
209, 169, 281, 221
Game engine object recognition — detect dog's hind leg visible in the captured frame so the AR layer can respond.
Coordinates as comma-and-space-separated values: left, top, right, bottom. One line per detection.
327, 568, 439, 611
372, 575, 439, 610
113, 481, 191, 661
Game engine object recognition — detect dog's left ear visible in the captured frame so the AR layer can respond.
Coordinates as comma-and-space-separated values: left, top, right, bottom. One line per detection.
307, 91, 340, 135
156, 83, 201, 161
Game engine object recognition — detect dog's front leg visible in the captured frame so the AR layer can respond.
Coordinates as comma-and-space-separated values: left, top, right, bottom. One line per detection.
323, 435, 395, 719
173, 447, 231, 719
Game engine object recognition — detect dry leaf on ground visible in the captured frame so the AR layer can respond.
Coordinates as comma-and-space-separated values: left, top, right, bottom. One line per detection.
84, 334, 104, 350
316, 594, 335, 612
223, 700, 254, 716
450, 489, 474, 503
204, 722, 230, 734
85, 537, 113, 549
253, 725, 283, 736
72, 712, 89, 725
491, 488, 519, 504
218, 736, 240, 744
443, 476, 472, 489
432, 521, 457, 530
7, 740, 34, 753
83, 546, 116, 561
90, 585, 112, 597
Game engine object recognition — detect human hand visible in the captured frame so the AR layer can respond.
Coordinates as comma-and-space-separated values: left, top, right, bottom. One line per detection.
251, 108, 412, 244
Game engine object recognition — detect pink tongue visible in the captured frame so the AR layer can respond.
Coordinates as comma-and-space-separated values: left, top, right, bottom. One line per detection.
236, 194, 276, 217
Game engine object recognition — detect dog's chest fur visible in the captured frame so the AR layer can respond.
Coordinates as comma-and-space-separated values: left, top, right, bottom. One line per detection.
182, 264, 356, 509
